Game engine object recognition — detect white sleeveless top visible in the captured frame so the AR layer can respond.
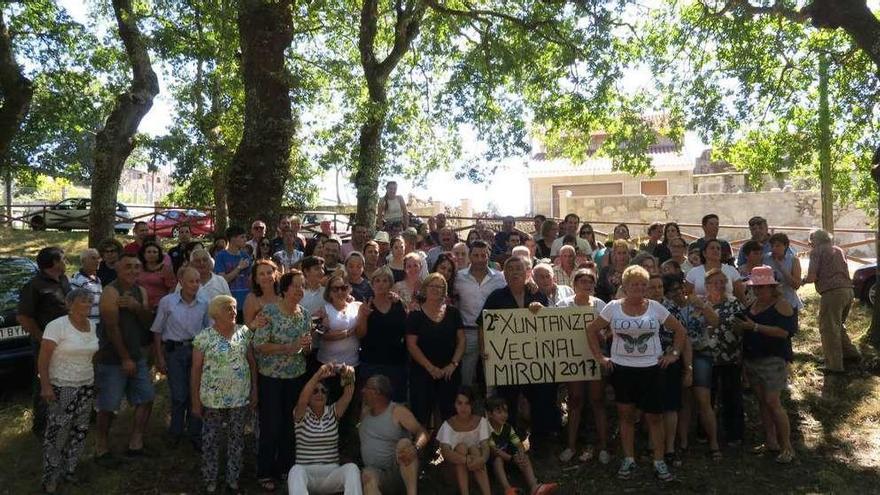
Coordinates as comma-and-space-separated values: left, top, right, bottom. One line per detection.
317, 302, 361, 366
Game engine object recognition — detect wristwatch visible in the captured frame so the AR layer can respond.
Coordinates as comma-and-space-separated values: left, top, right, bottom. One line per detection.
671, 349, 680, 357
451, 360, 459, 368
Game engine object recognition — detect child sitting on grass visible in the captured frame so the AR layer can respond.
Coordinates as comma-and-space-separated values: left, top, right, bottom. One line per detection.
486, 396, 558, 495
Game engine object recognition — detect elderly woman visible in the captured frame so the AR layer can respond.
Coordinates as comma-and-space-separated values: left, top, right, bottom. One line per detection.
802, 229, 860, 372
734, 266, 797, 463
38, 289, 100, 494
533, 262, 573, 307
356, 267, 409, 402
97, 238, 124, 286
392, 252, 424, 311
345, 252, 374, 302
186, 248, 232, 302
596, 239, 631, 301
586, 265, 687, 482
253, 270, 313, 491
191, 295, 258, 494
71, 248, 102, 324
244, 259, 280, 329
406, 273, 466, 426
288, 364, 360, 494
319, 274, 366, 400
556, 269, 609, 464
553, 245, 577, 287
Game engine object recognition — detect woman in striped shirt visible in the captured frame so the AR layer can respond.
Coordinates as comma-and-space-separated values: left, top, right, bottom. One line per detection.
288, 363, 361, 494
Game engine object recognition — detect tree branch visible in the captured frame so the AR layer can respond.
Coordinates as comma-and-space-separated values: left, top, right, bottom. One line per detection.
0, 8, 33, 159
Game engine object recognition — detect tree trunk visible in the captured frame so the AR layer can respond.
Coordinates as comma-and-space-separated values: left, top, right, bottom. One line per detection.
354, 0, 427, 229
867, 150, 880, 350
817, 51, 834, 233
0, 9, 34, 171
354, 100, 388, 229
226, 0, 294, 230
89, 0, 159, 247
807, 0, 880, 76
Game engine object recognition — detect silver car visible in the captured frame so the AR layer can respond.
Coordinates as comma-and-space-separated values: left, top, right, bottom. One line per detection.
27, 198, 134, 234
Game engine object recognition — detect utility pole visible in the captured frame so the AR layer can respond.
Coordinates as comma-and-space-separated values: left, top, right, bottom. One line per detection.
817, 51, 834, 233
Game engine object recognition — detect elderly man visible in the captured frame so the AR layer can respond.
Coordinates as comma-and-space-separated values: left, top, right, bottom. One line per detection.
246, 219, 268, 253
183, 248, 231, 303
152, 267, 210, 448
71, 248, 103, 324
451, 242, 469, 272
532, 263, 573, 307
360, 375, 429, 495
454, 240, 506, 387
17, 246, 71, 435
735, 216, 794, 267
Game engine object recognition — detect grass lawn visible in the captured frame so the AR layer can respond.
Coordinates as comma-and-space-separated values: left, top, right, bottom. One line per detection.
1, 228, 879, 493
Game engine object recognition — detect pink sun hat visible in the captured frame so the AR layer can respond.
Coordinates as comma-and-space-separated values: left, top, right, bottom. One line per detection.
746, 265, 778, 286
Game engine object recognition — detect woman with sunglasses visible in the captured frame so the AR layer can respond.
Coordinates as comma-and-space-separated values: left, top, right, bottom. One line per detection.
318, 274, 367, 401
288, 364, 361, 494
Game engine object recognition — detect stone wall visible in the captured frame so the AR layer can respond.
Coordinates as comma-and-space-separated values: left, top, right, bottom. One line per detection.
559, 190, 875, 258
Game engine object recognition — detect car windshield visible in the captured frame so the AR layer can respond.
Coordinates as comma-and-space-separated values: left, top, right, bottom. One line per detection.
0, 258, 37, 312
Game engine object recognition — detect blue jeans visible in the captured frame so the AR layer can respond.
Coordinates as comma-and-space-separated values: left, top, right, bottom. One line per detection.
166, 345, 201, 439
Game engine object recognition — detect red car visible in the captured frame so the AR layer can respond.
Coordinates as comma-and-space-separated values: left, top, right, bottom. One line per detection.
147, 209, 214, 238
853, 264, 877, 307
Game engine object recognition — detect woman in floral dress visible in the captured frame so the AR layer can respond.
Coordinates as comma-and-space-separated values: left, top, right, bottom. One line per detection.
191, 295, 258, 494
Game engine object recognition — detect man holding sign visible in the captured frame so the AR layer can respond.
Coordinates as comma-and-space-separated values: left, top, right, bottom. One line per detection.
478, 257, 562, 444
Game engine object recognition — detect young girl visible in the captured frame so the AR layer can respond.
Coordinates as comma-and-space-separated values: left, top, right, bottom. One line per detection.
438, 387, 491, 495
486, 396, 558, 495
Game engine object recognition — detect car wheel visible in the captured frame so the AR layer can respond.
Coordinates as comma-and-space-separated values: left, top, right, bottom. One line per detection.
29, 216, 46, 230
869, 280, 877, 307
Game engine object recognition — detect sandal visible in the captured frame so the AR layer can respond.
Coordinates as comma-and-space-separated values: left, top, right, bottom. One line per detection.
752, 444, 781, 456
709, 449, 723, 461
775, 450, 795, 464
258, 478, 277, 492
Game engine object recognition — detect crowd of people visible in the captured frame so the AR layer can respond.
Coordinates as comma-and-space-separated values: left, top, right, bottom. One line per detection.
16, 180, 862, 494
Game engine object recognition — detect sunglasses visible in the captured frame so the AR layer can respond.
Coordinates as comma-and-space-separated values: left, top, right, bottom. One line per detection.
252, 225, 266, 230
313, 388, 327, 395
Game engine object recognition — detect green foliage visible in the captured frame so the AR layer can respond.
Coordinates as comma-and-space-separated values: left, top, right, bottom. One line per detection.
643, 1, 879, 213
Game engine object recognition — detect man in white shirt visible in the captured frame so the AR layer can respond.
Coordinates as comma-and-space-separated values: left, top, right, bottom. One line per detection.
550, 213, 593, 257
453, 240, 506, 386
426, 227, 457, 268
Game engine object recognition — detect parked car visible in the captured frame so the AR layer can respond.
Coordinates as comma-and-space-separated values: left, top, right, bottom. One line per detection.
147, 209, 214, 238
26, 198, 134, 234
302, 212, 352, 236
853, 264, 877, 306
0, 257, 39, 368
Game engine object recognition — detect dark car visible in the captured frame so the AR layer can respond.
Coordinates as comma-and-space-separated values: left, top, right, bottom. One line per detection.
853, 264, 877, 306
0, 257, 39, 367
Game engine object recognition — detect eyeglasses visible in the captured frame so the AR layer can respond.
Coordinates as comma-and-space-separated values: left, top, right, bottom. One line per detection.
313, 388, 328, 395
331, 285, 350, 292
252, 225, 266, 230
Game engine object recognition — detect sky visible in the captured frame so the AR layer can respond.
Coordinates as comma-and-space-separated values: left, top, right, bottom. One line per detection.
58, 0, 707, 216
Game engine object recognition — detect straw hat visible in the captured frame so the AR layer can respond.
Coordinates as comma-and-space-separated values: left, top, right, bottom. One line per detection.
373, 231, 390, 244
745, 265, 778, 286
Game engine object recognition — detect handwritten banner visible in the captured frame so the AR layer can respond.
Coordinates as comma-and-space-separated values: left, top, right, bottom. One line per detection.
482, 306, 598, 386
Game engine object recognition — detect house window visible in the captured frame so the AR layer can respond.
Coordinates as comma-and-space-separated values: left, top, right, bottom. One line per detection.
640, 180, 668, 196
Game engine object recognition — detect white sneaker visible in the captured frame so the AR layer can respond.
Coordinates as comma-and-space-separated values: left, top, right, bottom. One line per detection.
558, 448, 575, 462
598, 450, 611, 465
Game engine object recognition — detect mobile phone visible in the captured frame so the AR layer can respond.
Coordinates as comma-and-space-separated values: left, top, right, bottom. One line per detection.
312, 317, 325, 335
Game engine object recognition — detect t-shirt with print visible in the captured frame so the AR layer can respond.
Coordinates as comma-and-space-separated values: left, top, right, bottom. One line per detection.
711, 298, 746, 365
663, 299, 711, 354
43, 316, 99, 387
253, 303, 310, 379
194, 325, 252, 409
599, 299, 669, 368
213, 249, 252, 310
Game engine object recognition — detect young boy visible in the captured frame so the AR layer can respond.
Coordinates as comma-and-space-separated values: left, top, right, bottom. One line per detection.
486, 396, 558, 495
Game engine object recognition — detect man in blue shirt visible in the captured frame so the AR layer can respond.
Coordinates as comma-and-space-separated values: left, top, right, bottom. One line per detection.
213, 225, 252, 321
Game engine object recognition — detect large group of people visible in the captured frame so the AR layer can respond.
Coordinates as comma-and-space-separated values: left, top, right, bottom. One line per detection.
15, 185, 863, 494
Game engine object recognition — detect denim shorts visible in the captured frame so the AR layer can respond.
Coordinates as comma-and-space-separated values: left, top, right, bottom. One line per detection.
692, 353, 714, 388
95, 359, 155, 412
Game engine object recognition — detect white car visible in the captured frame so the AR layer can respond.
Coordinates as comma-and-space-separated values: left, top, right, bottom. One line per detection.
26, 198, 134, 234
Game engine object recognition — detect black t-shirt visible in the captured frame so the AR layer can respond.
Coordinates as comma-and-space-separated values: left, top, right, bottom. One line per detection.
17, 272, 70, 331
168, 243, 187, 274
360, 300, 407, 365
405, 306, 463, 368
97, 261, 117, 287
477, 286, 549, 328
390, 267, 405, 283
